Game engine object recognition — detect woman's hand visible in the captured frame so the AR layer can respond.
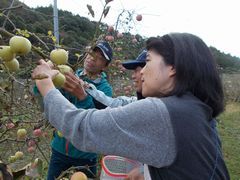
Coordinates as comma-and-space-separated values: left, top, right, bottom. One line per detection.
32, 59, 59, 97
63, 72, 88, 100
32, 59, 58, 80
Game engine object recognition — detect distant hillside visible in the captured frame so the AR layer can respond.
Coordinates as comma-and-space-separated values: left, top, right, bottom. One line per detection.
210, 47, 240, 73
0, 0, 239, 73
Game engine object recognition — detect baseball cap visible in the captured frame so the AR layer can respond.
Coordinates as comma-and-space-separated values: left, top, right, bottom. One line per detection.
122, 50, 147, 70
94, 41, 113, 62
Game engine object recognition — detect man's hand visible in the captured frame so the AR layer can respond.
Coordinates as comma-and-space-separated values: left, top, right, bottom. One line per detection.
63, 72, 88, 100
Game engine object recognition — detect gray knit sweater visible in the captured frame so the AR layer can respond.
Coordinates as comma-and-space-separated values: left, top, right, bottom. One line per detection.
44, 88, 176, 168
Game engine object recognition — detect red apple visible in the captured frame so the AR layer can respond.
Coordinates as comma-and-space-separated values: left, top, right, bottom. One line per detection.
107, 25, 114, 32
136, 14, 142, 21
33, 129, 42, 137
27, 146, 35, 153
105, 35, 114, 42
132, 38, 138, 43
6, 123, 15, 129
27, 139, 36, 147
117, 32, 123, 38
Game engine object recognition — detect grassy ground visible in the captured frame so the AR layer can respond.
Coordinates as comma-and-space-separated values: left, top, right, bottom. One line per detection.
218, 102, 240, 180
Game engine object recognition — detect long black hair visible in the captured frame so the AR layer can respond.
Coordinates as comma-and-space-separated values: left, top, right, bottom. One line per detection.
146, 33, 224, 117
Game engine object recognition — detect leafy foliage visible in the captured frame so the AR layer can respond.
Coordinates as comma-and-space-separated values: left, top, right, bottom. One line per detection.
210, 47, 240, 73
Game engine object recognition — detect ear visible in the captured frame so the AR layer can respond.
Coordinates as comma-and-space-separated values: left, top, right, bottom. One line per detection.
169, 66, 176, 77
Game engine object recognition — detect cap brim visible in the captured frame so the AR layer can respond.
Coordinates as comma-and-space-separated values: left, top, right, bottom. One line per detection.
122, 61, 145, 70
95, 46, 111, 61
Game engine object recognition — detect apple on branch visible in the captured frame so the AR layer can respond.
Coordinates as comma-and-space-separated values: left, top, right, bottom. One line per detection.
107, 25, 114, 32
105, 35, 114, 42
8, 156, 17, 163
117, 32, 123, 38
136, 14, 142, 21
0, 46, 16, 61
57, 64, 73, 74
17, 128, 27, 140
52, 72, 66, 87
33, 128, 42, 137
27, 146, 35, 153
4, 58, 20, 72
9, 36, 32, 55
15, 151, 24, 160
50, 49, 68, 65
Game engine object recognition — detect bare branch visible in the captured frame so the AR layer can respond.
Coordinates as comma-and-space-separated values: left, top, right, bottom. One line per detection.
0, 28, 49, 59
36, 142, 49, 164
0, 5, 23, 12
2, 0, 15, 28
1, 12, 16, 30
28, 32, 50, 51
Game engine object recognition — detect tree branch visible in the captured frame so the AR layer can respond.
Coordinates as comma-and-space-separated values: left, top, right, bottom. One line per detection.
2, 0, 15, 28
1, 12, 16, 30
0, 27, 49, 59
0, 5, 23, 12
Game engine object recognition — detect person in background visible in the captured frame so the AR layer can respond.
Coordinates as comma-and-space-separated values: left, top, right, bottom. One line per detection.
80, 49, 147, 107
45, 41, 113, 180
32, 33, 230, 180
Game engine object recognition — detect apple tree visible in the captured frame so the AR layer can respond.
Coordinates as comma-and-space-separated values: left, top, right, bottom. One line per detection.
0, 0, 145, 179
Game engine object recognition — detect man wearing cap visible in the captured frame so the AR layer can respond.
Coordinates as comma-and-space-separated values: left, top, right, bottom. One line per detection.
47, 41, 113, 180
84, 49, 147, 107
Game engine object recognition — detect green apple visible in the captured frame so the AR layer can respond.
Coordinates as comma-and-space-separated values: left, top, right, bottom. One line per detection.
9, 36, 32, 55
15, 151, 24, 159
4, 58, 19, 72
0, 46, 15, 61
50, 49, 68, 65
17, 128, 27, 140
8, 156, 17, 163
57, 64, 73, 74
53, 72, 66, 87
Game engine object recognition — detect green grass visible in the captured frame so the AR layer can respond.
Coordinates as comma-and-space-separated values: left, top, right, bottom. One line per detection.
218, 102, 240, 180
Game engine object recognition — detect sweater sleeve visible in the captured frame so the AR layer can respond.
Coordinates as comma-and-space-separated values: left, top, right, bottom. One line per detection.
86, 83, 137, 107
44, 88, 176, 168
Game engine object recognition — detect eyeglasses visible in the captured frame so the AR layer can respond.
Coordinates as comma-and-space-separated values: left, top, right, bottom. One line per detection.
87, 50, 106, 62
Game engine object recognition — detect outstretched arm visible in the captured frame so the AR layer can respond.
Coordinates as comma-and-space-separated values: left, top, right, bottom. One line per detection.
86, 84, 137, 107
32, 60, 176, 168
